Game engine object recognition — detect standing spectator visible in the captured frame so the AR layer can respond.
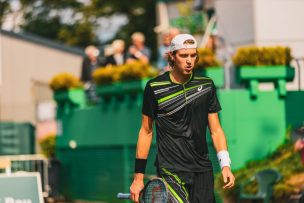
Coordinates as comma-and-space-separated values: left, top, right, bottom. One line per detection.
126, 32, 151, 64
193, 0, 215, 20
104, 39, 126, 66
81, 45, 101, 83
80, 45, 101, 104
157, 31, 171, 71
169, 27, 181, 40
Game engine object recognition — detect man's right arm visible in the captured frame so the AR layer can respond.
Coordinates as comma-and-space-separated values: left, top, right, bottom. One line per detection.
130, 114, 153, 202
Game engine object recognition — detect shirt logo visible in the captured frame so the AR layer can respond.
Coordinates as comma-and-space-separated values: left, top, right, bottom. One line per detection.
198, 85, 203, 91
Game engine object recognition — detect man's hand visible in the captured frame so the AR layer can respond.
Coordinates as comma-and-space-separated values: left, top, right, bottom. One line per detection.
129, 47, 138, 55
222, 166, 235, 189
130, 173, 145, 203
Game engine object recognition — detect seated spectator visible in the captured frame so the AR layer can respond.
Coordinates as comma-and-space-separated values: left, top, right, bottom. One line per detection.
104, 39, 126, 66
126, 32, 151, 64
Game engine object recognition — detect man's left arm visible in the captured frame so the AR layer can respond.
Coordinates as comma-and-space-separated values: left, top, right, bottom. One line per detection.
208, 112, 235, 189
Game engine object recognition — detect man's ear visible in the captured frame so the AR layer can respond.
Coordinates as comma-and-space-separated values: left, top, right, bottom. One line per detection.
168, 52, 174, 60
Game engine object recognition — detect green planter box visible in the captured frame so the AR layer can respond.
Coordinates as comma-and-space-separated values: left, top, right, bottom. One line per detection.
54, 88, 86, 116
195, 67, 224, 88
237, 66, 294, 81
54, 88, 86, 107
96, 79, 149, 96
236, 66, 295, 97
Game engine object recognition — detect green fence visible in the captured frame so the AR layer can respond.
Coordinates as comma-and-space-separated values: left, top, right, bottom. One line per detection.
0, 122, 35, 155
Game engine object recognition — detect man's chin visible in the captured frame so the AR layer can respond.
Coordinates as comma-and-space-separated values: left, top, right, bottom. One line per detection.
183, 69, 193, 75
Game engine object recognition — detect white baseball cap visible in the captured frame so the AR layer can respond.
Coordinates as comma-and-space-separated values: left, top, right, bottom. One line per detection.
169, 34, 197, 52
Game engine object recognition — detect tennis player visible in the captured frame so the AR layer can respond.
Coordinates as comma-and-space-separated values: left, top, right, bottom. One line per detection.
130, 34, 235, 203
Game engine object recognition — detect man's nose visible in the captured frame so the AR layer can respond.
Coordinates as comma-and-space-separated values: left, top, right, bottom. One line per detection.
186, 57, 192, 63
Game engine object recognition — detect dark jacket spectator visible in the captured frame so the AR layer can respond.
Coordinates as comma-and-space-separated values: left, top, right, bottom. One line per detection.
104, 39, 127, 66
81, 45, 101, 83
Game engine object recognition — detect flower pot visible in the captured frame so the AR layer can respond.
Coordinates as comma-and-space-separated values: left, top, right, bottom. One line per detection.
96, 79, 149, 96
54, 88, 86, 115
54, 88, 86, 107
96, 79, 149, 106
236, 66, 295, 97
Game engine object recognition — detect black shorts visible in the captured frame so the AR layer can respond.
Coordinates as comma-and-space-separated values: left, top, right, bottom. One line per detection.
158, 168, 215, 203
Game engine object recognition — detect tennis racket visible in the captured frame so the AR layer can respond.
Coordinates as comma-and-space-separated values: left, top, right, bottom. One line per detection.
117, 178, 168, 203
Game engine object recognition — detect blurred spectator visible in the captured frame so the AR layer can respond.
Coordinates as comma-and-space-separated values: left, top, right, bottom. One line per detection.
104, 39, 126, 66
157, 31, 171, 71
80, 45, 101, 104
169, 27, 180, 40
204, 0, 215, 20
294, 138, 304, 164
193, 0, 215, 20
158, 27, 180, 73
293, 126, 304, 164
126, 32, 151, 64
81, 45, 101, 83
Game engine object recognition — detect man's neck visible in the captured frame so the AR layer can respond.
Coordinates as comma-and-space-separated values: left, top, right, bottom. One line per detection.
170, 69, 192, 84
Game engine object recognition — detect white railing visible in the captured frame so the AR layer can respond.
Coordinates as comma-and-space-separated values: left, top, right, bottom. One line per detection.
0, 154, 50, 197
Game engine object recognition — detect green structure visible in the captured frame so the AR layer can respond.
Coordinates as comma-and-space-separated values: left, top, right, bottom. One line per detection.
54, 67, 304, 202
0, 122, 35, 155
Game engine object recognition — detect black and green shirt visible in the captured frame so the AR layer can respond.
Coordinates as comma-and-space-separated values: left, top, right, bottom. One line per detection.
142, 71, 221, 172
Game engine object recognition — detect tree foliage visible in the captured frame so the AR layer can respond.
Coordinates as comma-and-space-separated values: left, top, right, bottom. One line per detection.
18, 0, 98, 47
1, 0, 156, 56
0, 1, 11, 25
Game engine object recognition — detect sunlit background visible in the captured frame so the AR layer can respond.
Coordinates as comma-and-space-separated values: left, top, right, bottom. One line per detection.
0, 0, 304, 202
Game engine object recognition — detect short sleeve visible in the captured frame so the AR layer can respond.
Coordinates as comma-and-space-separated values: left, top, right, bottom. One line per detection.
208, 82, 222, 113
142, 82, 157, 119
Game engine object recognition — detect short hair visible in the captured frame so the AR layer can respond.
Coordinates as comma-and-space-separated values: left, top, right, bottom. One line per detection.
167, 51, 177, 68
169, 27, 180, 38
131, 32, 145, 42
85, 45, 99, 56
112, 39, 125, 50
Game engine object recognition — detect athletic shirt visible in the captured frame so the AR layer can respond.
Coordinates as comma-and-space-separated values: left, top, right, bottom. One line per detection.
142, 71, 221, 172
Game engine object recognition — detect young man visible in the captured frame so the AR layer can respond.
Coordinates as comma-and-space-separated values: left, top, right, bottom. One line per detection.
130, 34, 235, 203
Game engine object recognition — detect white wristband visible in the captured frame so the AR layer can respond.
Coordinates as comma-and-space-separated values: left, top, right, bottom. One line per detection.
217, 150, 231, 169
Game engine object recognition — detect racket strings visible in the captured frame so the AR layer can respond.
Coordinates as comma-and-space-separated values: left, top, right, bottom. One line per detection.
140, 179, 168, 203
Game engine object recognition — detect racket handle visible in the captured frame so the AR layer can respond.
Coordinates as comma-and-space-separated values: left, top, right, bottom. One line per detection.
117, 193, 131, 199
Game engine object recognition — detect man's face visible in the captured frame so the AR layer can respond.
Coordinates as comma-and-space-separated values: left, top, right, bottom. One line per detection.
133, 37, 144, 47
172, 48, 197, 75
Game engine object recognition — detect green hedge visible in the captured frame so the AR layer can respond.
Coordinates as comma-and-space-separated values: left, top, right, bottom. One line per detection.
195, 48, 222, 69
215, 133, 303, 202
49, 73, 83, 91
233, 46, 293, 67
92, 61, 158, 85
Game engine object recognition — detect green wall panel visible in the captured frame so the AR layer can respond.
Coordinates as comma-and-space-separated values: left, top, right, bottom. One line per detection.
57, 146, 157, 202
219, 90, 286, 169
57, 95, 144, 147
285, 91, 304, 127
55, 85, 304, 202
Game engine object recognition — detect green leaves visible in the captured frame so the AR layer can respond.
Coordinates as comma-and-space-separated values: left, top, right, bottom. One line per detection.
3, 0, 156, 51
233, 46, 293, 67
